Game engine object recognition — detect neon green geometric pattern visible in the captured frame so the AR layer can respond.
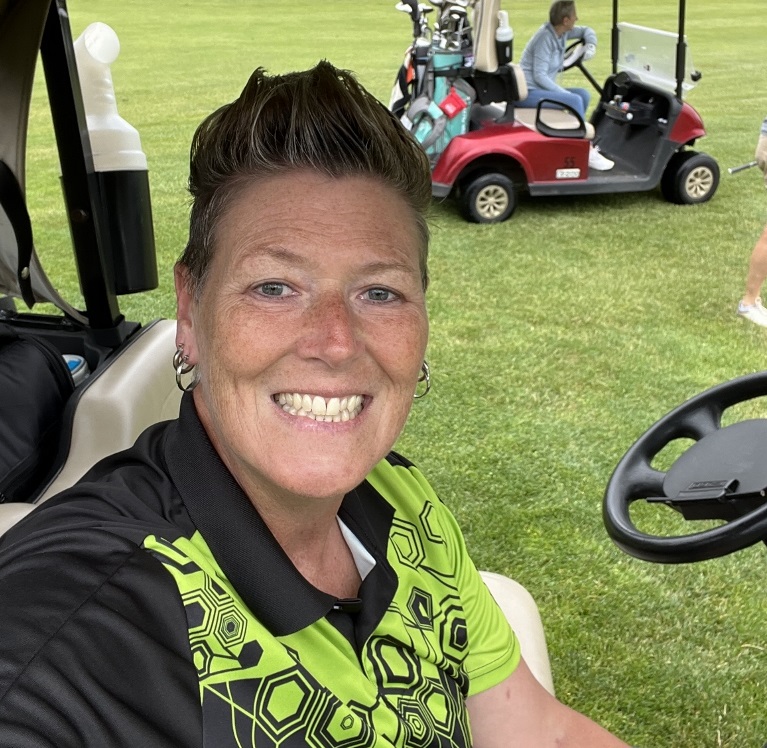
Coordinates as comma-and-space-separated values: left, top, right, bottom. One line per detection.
143, 460, 519, 747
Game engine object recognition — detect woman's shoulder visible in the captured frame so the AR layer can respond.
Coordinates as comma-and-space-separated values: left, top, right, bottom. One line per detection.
366, 452, 461, 537
369, 451, 439, 507
0, 526, 199, 743
4, 417, 191, 541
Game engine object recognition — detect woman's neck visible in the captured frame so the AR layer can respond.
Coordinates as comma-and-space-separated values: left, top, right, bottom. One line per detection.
269, 509, 362, 599
240, 475, 362, 599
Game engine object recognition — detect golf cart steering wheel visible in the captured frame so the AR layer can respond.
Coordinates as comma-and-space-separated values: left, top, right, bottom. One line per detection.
562, 40, 603, 94
604, 371, 767, 563
562, 39, 586, 71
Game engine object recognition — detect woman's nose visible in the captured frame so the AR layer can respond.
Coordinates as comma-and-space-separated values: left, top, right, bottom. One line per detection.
299, 292, 363, 366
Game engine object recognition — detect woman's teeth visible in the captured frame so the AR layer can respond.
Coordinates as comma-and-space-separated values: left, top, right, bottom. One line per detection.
275, 393, 364, 422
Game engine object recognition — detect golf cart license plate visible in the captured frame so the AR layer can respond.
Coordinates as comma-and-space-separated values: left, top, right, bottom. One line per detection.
556, 168, 581, 179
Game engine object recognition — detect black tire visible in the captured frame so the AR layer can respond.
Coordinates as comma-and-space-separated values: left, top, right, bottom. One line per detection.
461, 173, 517, 224
660, 151, 720, 205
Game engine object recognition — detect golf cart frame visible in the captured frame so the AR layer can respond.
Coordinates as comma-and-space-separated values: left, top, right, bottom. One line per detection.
0, 0, 155, 360
396, 0, 719, 222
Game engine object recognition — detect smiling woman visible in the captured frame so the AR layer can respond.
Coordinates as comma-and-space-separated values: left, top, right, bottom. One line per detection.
177, 170, 430, 561
0, 61, 630, 747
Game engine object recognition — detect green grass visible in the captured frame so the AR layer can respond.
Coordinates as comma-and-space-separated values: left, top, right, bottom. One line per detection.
20, 0, 767, 744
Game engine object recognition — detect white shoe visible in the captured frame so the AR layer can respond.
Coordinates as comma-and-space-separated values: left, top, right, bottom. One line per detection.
589, 145, 614, 171
737, 298, 767, 327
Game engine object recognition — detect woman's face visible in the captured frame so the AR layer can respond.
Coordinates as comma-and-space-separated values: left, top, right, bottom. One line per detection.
176, 170, 429, 504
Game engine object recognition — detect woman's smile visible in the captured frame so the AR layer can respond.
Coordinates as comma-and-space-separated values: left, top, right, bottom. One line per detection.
273, 392, 365, 422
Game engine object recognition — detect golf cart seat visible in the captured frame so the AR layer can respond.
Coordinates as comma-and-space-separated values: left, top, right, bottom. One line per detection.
469, 0, 526, 124
36, 318, 180, 502
0, 318, 179, 532
515, 106, 595, 140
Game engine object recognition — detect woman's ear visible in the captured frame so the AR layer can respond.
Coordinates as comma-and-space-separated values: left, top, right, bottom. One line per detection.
174, 264, 199, 364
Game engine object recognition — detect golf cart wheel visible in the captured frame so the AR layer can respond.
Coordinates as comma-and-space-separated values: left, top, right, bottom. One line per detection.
660, 151, 719, 205
461, 173, 517, 224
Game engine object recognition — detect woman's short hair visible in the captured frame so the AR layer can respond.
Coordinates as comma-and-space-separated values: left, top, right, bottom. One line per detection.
178, 60, 432, 295
550, 0, 576, 26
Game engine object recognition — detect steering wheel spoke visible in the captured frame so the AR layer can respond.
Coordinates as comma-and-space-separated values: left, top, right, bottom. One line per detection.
675, 399, 722, 441
562, 40, 585, 71
621, 461, 666, 502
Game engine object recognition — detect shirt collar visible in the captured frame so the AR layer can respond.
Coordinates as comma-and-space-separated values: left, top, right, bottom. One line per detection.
165, 393, 395, 637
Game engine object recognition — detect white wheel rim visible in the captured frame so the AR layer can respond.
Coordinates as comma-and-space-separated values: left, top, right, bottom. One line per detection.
475, 185, 509, 219
685, 166, 714, 199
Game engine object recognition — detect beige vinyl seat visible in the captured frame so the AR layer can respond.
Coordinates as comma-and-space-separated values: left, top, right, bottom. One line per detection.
0, 318, 180, 535
515, 106, 596, 140
0, 317, 554, 694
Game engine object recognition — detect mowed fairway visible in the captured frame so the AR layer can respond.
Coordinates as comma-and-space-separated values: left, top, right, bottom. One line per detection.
21, 1, 767, 745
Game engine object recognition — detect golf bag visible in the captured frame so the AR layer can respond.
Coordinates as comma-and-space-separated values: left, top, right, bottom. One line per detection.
0, 324, 73, 503
398, 51, 476, 165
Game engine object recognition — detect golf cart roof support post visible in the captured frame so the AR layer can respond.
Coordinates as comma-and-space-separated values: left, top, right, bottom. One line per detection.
611, 0, 618, 75
675, 0, 687, 100
39, 0, 126, 337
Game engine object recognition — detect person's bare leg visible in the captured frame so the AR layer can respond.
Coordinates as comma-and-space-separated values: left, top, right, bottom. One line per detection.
742, 223, 767, 306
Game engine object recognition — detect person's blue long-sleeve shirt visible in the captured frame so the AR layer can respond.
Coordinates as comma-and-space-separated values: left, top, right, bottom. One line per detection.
520, 22, 597, 92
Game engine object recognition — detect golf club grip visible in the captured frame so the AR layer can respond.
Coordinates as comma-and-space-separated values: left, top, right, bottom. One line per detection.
728, 160, 758, 174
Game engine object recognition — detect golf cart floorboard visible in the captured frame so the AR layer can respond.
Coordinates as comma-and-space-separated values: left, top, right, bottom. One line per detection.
530, 156, 656, 196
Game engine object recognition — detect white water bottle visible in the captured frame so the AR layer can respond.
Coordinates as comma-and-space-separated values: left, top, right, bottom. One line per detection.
495, 10, 513, 65
73, 22, 147, 172
72, 22, 158, 295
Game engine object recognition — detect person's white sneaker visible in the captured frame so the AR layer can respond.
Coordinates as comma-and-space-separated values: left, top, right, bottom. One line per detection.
737, 298, 767, 327
588, 145, 614, 171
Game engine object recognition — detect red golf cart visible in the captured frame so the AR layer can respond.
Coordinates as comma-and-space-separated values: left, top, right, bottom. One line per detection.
394, 0, 718, 223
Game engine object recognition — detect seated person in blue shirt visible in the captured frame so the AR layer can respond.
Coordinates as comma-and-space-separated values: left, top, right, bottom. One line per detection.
0, 61, 631, 747
518, 0, 614, 171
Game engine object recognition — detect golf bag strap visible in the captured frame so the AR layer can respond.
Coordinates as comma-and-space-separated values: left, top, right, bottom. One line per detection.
0, 161, 35, 308
408, 96, 448, 151
389, 48, 413, 118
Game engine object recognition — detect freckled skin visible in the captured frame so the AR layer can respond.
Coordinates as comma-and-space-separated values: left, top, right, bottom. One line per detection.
175, 170, 429, 524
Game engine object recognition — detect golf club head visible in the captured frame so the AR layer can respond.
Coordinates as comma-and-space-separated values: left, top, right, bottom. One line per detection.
395, 0, 420, 20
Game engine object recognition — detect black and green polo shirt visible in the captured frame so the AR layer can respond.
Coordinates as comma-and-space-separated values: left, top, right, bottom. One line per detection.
0, 394, 519, 747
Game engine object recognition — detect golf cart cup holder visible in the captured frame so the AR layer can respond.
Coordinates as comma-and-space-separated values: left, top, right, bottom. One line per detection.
603, 97, 660, 127
94, 169, 157, 295
74, 22, 158, 295
603, 370, 767, 564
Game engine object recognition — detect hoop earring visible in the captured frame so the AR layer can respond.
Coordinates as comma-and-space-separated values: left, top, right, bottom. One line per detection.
413, 361, 431, 399
173, 344, 197, 393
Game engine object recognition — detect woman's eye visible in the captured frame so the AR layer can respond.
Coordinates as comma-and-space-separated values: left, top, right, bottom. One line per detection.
364, 288, 398, 302
255, 282, 291, 297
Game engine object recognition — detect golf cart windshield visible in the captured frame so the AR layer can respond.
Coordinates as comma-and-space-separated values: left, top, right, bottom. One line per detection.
617, 22, 698, 96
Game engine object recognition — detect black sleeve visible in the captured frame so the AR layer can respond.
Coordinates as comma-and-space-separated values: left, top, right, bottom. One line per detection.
0, 529, 202, 747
